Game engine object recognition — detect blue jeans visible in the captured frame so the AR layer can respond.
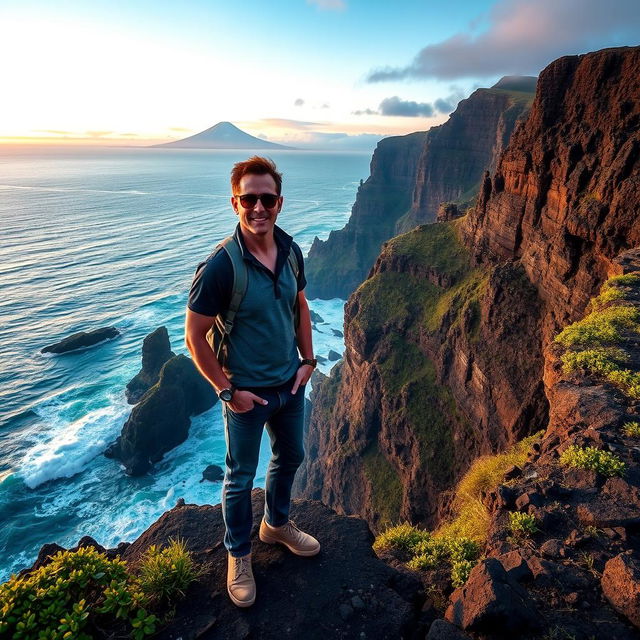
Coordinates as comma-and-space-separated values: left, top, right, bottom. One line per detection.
222, 376, 305, 557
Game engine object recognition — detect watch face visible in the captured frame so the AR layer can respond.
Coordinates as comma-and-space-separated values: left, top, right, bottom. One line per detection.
219, 388, 233, 402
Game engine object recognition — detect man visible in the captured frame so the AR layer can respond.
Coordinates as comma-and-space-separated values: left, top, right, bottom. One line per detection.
185, 156, 319, 608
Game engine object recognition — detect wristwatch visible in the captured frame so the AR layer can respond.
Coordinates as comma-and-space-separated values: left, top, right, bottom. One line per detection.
301, 358, 318, 368
218, 386, 236, 402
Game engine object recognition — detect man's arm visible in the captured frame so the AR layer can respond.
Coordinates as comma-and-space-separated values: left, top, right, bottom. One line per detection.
291, 290, 315, 394
185, 308, 267, 412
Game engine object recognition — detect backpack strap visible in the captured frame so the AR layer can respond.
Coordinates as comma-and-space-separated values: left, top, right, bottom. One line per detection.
211, 236, 247, 359
288, 246, 301, 329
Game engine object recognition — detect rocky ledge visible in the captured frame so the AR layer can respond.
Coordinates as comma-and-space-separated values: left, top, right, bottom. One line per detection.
41, 327, 119, 354
27, 490, 424, 640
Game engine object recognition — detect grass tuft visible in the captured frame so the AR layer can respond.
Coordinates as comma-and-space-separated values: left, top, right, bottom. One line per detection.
623, 421, 640, 437
507, 511, 538, 539
554, 274, 640, 399
559, 445, 626, 477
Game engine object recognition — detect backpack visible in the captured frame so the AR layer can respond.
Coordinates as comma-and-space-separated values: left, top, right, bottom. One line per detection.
205, 235, 301, 360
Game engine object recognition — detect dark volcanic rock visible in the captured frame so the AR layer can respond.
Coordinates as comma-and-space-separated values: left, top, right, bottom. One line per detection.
126, 326, 175, 404
327, 349, 341, 361
201, 464, 224, 482
445, 558, 540, 634
310, 309, 324, 324
105, 355, 217, 475
121, 490, 422, 640
426, 619, 472, 640
41, 327, 119, 354
602, 551, 640, 628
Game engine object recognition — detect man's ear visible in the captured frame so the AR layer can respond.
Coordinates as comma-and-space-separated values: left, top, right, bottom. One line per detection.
231, 195, 239, 214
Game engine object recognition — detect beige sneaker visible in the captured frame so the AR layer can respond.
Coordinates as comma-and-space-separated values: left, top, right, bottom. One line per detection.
227, 553, 255, 607
259, 519, 320, 556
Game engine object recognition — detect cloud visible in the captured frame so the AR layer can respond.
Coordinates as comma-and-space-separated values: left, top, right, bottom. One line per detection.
258, 118, 320, 129
367, 0, 640, 81
33, 129, 74, 135
307, 0, 346, 10
85, 131, 113, 137
169, 127, 191, 132
379, 96, 434, 117
320, 103, 330, 109
353, 90, 464, 118
294, 98, 305, 106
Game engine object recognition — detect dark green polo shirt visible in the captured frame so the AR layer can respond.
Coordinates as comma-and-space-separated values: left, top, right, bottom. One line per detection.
188, 224, 306, 387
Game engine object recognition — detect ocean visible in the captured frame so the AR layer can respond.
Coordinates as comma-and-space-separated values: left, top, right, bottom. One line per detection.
0, 146, 371, 581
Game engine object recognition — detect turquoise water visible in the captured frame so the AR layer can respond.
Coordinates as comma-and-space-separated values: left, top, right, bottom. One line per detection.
0, 147, 370, 581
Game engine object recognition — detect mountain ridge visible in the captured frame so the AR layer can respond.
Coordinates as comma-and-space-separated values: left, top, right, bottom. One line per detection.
152, 121, 295, 150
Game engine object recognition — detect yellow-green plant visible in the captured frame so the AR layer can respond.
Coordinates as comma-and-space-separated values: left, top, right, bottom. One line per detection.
0, 540, 199, 640
507, 511, 538, 539
372, 522, 431, 558
559, 445, 626, 477
137, 538, 201, 604
436, 432, 542, 543
554, 275, 640, 399
623, 421, 640, 437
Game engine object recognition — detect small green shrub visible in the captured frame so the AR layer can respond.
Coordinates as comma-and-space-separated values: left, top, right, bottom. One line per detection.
372, 522, 430, 557
623, 421, 640, 437
0, 540, 199, 640
507, 511, 538, 538
406, 535, 480, 587
559, 445, 626, 477
137, 538, 200, 605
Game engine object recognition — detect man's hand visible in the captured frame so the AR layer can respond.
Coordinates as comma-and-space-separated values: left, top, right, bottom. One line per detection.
291, 364, 314, 394
229, 390, 268, 413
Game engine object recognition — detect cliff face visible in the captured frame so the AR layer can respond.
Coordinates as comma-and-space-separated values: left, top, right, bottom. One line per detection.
305, 78, 535, 300
305, 131, 426, 299
397, 84, 534, 233
464, 47, 640, 343
297, 47, 640, 533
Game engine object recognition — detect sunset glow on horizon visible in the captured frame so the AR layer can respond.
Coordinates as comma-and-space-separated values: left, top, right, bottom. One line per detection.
2, 0, 638, 150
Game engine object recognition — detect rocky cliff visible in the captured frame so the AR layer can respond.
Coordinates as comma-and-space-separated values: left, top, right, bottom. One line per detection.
305, 131, 426, 299
296, 46, 640, 539
305, 77, 535, 300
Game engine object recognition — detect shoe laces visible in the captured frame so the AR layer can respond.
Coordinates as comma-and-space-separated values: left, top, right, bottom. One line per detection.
233, 556, 251, 581
282, 520, 303, 541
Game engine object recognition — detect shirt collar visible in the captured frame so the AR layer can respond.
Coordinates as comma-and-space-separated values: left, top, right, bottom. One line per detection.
233, 223, 293, 259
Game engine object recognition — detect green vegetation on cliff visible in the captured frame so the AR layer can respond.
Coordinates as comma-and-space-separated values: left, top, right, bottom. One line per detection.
363, 443, 403, 525
353, 220, 484, 501
373, 433, 540, 588
0, 540, 199, 639
554, 274, 640, 399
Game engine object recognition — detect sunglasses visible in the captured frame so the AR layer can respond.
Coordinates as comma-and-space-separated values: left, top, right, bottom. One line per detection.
235, 193, 280, 209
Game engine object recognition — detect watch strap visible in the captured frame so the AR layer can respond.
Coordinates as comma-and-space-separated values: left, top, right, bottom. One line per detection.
301, 358, 317, 368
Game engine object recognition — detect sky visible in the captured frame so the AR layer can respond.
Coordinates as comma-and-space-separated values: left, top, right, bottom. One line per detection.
1, 0, 638, 150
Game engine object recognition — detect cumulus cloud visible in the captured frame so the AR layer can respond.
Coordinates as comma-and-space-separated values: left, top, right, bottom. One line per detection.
367, 0, 640, 81
352, 108, 378, 116
294, 98, 305, 106
307, 0, 346, 10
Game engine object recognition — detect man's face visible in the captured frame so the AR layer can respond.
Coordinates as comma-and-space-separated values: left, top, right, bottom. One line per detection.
231, 173, 282, 238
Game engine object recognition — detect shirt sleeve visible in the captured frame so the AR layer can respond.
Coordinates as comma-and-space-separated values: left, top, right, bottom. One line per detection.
187, 251, 233, 317
291, 243, 307, 292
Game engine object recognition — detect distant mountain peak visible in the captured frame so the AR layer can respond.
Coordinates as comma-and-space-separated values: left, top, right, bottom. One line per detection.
152, 122, 295, 150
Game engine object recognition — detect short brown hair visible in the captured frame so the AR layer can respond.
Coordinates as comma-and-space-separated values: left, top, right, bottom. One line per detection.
230, 156, 283, 195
